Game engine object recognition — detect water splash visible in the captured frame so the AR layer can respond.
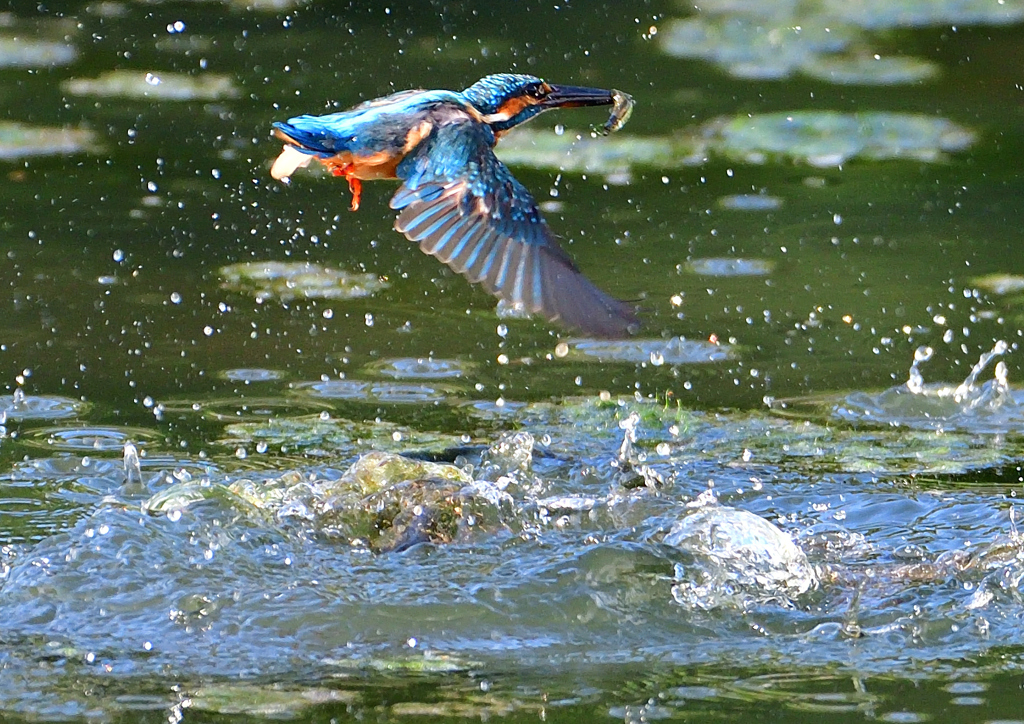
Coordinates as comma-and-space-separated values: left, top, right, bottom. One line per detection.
775, 340, 1022, 432
666, 504, 820, 610
906, 345, 933, 394
612, 412, 664, 489
953, 340, 1010, 405
122, 441, 144, 493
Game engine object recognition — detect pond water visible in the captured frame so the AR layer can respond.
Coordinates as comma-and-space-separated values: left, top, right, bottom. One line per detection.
3, 0, 1024, 721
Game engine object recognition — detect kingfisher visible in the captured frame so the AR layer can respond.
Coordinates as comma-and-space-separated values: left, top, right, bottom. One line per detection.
269, 73, 639, 338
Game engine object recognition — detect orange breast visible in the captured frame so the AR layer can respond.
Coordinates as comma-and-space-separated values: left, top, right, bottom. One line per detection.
322, 150, 401, 181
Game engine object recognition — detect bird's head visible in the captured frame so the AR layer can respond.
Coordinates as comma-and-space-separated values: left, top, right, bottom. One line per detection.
461, 73, 615, 132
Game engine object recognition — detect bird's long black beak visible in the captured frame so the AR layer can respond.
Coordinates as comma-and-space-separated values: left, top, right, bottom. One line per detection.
540, 84, 614, 109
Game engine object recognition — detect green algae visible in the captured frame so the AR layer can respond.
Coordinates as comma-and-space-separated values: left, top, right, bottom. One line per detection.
826, 0, 1024, 28
0, 37, 77, 68
566, 337, 735, 364
497, 129, 680, 176
711, 112, 974, 165
971, 273, 1024, 296
292, 379, 462, 405
659, 0, 1024, 83
685, 258, 775, 277
219, 261, 388, 303
221, 414, 465, 457
803, 54, 939, 85
0, 122, 100, 161
718, 194, 783, 211
134, 0, 310, 10
62, 70, 239, 100
187, 684, 357, 717
329, 451, 472, 497
498, 112, 974, 177
660, 14, 855, 81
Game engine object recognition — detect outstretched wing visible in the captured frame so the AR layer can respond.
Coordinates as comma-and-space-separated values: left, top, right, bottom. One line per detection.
391, 116, 638, 338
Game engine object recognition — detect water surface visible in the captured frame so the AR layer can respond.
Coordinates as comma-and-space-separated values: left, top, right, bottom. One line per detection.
2, 0, 1024, 721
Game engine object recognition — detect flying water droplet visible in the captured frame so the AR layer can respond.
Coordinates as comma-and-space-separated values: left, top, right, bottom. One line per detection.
122, 442, 143, 492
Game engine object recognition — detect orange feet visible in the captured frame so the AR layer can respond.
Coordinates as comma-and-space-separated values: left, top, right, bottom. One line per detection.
330, 163, 362, 211
347, 176, 362, 212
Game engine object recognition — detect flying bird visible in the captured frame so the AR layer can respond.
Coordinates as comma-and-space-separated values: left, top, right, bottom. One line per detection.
270, 73, 639, 337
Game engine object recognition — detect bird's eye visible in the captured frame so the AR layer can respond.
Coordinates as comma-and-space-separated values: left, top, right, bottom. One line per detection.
526, 83, 548, 99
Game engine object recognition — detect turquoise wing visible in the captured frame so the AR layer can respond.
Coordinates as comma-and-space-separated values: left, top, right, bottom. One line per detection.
391, 118, 638, 337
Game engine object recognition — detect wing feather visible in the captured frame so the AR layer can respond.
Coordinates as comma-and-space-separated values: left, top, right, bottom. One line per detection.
391, 113, 638, 337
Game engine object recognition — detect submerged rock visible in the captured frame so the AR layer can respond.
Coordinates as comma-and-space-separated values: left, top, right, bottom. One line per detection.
276, 452, 493, 552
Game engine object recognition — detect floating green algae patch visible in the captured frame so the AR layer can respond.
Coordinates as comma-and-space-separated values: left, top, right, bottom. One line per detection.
294, 379, 458, 405
0, 122, 100, 161
219, 261, 388, 302
659, 0, 1024, 83
718, 194, 783, 211
827, 0, 1024, 28
972, 273, 1024, 296
62, 70, 239, 100
187, 684, 357, 717
497, 129, 680, 176
499, 112, 974, 175
221, 414, 465, 456
712, 112, 975, 165
0, 37, 77, 68
566, 337, 735, 365
133, 0, 309, 10
803, 55, 939, 85
685, 258, 775, 277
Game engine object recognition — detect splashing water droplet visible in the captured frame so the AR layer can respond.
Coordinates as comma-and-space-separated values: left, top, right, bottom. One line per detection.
907, 346, 934, 394
122, 442, 143, 490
